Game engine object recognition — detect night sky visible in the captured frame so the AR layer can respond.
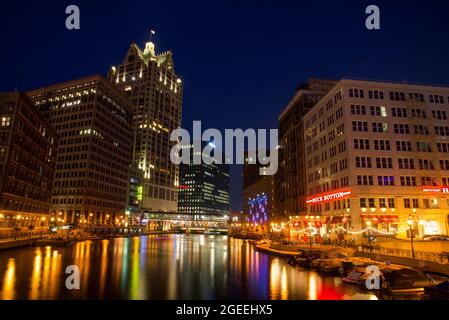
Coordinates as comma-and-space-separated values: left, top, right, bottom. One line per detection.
1, 0, 449, 211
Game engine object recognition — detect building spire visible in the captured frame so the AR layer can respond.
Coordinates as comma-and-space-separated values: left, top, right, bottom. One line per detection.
144, 29, 156, 56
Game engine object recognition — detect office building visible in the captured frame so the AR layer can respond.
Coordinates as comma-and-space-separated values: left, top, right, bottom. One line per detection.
302, 79, 449, 240
108, 40, 183, 212
0, 92, 57, 228
28, 75, 133, 225
243, 150, 276, 233
177, 144, 230, 217
276, 79, 337, 219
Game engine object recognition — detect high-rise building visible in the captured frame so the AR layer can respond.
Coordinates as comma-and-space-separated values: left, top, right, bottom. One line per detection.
243, 150, 276, 233
275, 79, 337, 219
0, 92, 57, 228
28, 75, 133, 226
107, 40, 183, 212
302, 79, 449, 240
177, 144, 230, 217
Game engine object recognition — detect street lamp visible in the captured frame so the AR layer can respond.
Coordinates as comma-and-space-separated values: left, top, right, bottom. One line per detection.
308, 222, 313, 248
366, 221, 373, 252
407, 215, 415, 259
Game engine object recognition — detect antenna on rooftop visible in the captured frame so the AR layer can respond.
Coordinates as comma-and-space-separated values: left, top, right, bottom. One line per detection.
150, 29, 156, 42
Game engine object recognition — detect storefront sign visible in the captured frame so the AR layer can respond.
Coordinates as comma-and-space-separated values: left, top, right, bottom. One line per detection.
422, 187, 449, 194
306, 190, 352, 204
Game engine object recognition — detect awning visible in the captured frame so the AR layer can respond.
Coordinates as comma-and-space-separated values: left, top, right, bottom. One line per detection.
303, 221, 322, 228
291, 218, 323, 228
378, 215, 399, 223
361, 214, 379, 222
331, 216, 344, 224
321, 216, 351, 224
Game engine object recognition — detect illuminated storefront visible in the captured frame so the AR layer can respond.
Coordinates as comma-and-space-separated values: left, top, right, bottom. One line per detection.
301, 187, 449, 242
302, 80, 449, 242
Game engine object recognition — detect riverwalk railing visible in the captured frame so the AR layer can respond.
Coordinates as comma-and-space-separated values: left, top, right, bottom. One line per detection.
266, 240, 449, 265
0, 231, 49, 243
363, 246, 449, 264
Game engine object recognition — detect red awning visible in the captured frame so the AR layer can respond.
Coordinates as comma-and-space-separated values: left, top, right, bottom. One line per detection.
379, 215, 399, 223
306, 221, 323, 228
361, 214, 379, 222
291, 216, 323, 228
292, 220, 323, 228
330, 216, 343, 224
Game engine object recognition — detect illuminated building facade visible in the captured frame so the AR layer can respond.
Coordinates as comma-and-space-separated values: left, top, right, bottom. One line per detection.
243, 150, 276, 233
0, 92, 57, 228
177, 144, 230, 217
28, 75, 133, 226
303, 79, 449, 239
127, 166, 144, 225
107, 40, 183, 212
276, 79, 337, 220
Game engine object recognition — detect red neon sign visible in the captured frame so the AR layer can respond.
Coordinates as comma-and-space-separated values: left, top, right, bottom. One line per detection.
306, 190, 352, 204
422, 186, 449, 194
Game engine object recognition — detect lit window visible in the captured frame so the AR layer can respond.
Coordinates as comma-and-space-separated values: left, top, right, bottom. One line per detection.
1, 117, 11, 127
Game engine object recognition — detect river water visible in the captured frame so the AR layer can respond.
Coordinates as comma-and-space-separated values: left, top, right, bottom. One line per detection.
0, 234, 377, 300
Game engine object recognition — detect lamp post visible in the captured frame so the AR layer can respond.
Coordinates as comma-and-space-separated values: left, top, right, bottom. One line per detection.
308, 222, 313, 248
366, 221, 373, 252
407, 215, 415, 259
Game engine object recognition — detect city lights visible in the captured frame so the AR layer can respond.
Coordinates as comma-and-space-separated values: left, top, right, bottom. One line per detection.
0, 1, 449, 308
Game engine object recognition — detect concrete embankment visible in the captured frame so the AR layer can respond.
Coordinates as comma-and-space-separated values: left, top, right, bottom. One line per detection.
255, 244, 301, 257
0, 239, 35, 251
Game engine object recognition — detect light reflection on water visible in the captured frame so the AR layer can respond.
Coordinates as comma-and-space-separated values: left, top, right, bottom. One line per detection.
0, 235, 375, 300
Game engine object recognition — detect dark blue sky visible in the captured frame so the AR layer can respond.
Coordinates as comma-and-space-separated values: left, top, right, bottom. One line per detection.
1, 0, 449, 210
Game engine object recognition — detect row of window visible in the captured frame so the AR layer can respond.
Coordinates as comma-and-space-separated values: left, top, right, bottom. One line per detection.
350, 105, 447, 120
353, 139, 449, 153
355, 157, 449, 170
349, 88, 448, 104
359, 197, 443, 209
356, 175, 449, 186
352, 121, 449, 136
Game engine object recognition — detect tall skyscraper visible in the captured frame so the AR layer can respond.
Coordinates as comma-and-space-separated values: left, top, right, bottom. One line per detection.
107, 40, 183, 212
276, 79, 337, 219
28, 75, 133, 225
0, 92, 57, 229
177, 144, 230, 217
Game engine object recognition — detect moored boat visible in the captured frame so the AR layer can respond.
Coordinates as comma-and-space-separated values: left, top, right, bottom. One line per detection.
342, 270, 362, 285
375, 267, 430, 298
425, 280, 449, 300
